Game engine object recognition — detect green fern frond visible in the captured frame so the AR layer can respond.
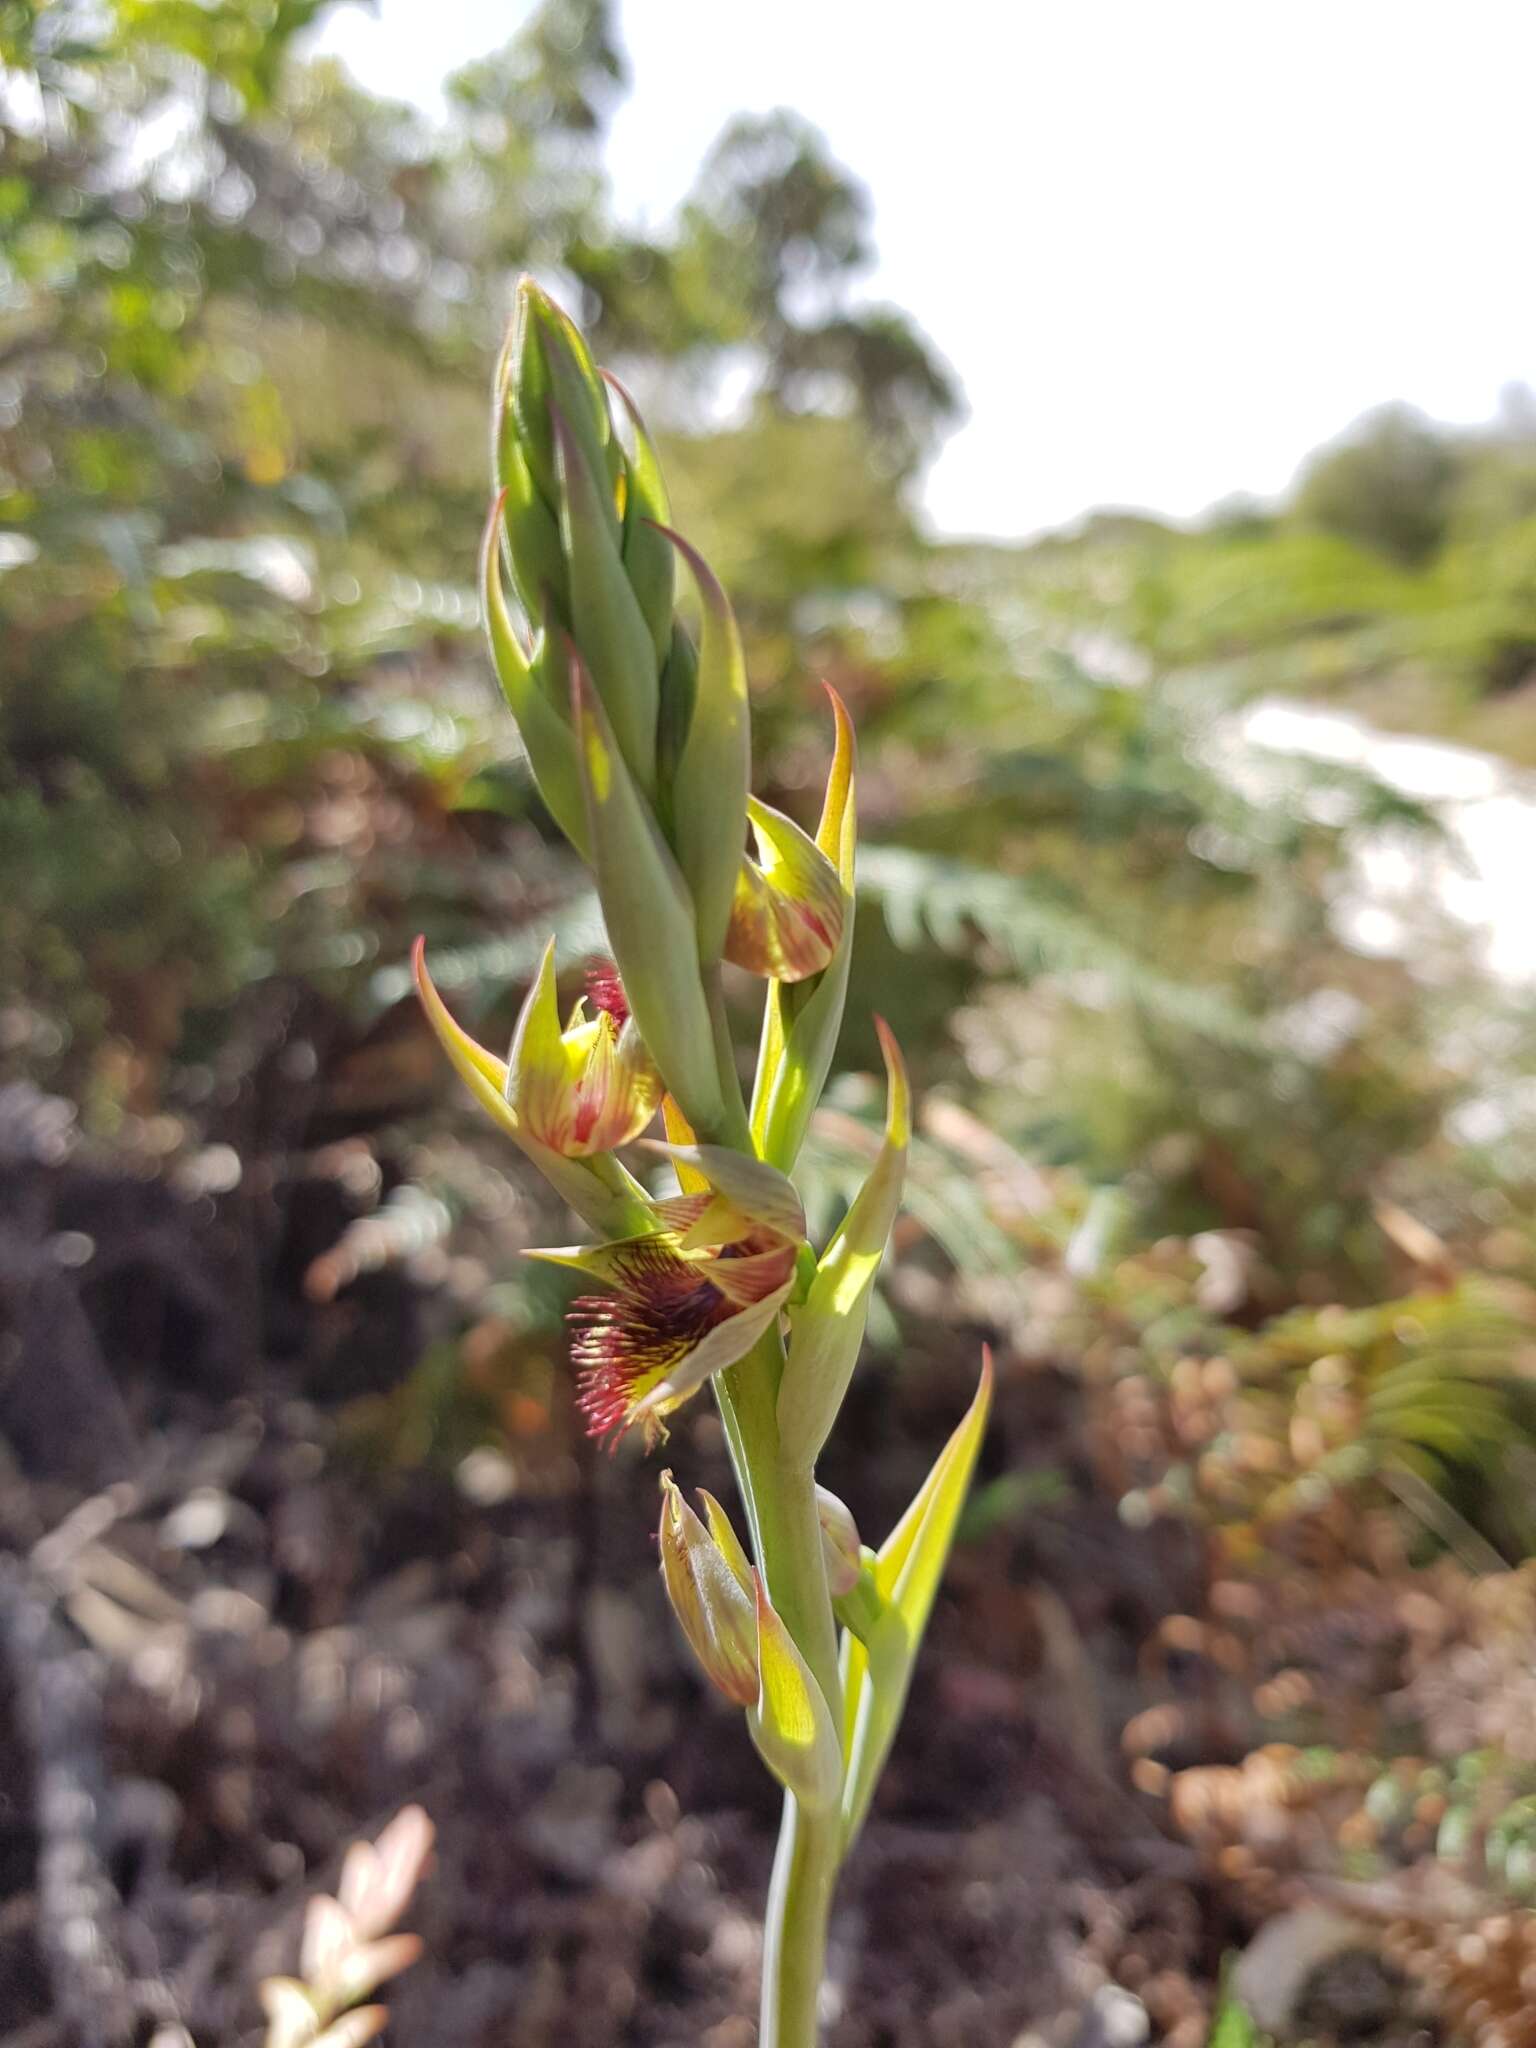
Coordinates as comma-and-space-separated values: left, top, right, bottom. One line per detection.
860, 844, 1270, 1053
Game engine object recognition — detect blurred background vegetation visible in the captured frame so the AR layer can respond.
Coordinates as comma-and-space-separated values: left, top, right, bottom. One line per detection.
4, 4, 1536, 2044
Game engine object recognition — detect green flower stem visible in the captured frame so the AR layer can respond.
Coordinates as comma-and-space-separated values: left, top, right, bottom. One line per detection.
761, 1794, 842, 2048
695, 970, 843, 2045
703, 967, 755, 1153
720, 1346, 842, 2046
754, 1447, 843, 2045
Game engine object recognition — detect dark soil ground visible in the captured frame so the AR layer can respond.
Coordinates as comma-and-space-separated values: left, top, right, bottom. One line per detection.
0, 1068, 1258, 2048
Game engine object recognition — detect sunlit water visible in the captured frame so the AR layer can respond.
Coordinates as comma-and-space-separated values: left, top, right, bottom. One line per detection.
1235, 698, 1536, 990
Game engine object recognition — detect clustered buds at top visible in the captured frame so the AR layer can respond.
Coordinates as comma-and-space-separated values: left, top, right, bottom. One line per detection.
530, 1146, 806, 1446
485, 279, 755, 1141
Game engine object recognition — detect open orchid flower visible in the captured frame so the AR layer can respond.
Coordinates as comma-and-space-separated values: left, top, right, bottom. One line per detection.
530, 1145, 804, 1446
413, 937, 659, 1161
507, 938, 661, 1156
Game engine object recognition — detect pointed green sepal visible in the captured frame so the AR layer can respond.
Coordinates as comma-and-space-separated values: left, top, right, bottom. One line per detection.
749, 1571, 843, 1816
751, 685, 858, 1169
777, 1019, 909, 1466
651, 523, 752, 967
697, 1487, 753, 1592
839, 1351, 993, 1849
603, 371, 676, 663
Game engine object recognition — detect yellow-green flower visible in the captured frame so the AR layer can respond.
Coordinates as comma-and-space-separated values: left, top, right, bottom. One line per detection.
725, 796, 845, 982
507, 938, 661, 1157
413, 936, 660, 1162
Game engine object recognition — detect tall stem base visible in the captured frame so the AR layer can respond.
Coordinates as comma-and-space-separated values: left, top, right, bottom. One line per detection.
761, 1796, 841, 2048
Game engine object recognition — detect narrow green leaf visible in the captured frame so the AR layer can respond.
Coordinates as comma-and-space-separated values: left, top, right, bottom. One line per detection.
778, 1020, 909, 1466
840, 1352, 993, 1848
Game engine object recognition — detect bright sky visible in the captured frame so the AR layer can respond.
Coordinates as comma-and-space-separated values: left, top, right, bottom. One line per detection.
311, 1, 1536, 540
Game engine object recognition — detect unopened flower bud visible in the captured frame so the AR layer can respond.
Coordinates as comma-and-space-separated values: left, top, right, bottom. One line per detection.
748, 1569, 843, 1815
658, 1473, 758, 1705
726, 797, 845, 983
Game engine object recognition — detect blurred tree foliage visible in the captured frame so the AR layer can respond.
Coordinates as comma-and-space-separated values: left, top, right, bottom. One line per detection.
4, 0, 1533, 1461
1293, 402, 1464, 567
0, 0, 953, 1111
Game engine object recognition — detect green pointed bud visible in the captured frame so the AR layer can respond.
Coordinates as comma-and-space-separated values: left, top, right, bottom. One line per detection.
815, 1487, 862, 1598
503, 277, 617, 516
751, 686, 859, 1169
494, 432, 569, 624
778, 1019, 909, 1468
568, 648, 726, 1142
749, 1570, 843, 1815
603, 370, 676, 663
551, 405, 660, 795
659, 1473, 759, 1706
479, 494, 590, 858
651, 524, 751, 968
840, 1352, 993, 1850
